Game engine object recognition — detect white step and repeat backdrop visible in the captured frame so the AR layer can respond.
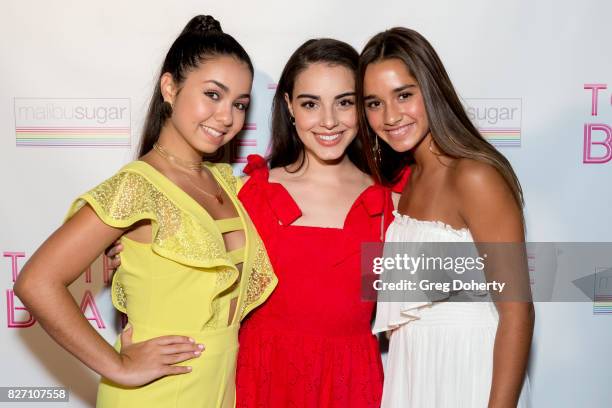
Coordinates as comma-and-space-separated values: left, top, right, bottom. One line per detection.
1, 0, 611, 407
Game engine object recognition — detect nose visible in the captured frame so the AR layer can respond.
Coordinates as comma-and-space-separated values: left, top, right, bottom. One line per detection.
320, 105, 339, 130
215, 101, 233, 128
383, 102, 401, 126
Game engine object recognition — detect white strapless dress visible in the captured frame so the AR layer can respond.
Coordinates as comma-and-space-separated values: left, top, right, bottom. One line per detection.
373, 211, 531, 408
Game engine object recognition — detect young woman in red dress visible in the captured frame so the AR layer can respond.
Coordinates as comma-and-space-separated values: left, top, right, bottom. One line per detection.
234, 39, 390, 408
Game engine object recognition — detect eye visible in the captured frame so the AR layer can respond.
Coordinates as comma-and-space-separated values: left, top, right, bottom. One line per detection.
300, 101, 317, 109
204, 91, 220, 101
398, 92, 412, 100
234, 101, 249, 111
366, 100, 382, 109
338, 98, 355, 108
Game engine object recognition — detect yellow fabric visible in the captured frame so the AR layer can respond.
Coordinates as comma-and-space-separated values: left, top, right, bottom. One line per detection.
215, 216, 243, 233
227, 247, 246, 265
65, 161, 277, 408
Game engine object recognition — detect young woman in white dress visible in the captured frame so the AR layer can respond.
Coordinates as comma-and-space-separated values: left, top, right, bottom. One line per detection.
357, 28, 534, 407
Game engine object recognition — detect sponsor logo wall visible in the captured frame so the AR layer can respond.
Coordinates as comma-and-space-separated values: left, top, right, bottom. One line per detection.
1, 1, 610, 407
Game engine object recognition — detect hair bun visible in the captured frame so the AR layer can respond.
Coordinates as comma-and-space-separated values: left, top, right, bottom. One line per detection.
181, 15, 222, 36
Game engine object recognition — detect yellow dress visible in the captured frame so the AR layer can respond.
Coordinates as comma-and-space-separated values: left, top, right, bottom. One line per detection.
66, 160, 277, 408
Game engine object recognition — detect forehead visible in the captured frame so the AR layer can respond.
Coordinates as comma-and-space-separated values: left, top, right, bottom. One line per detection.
293, 62, 355, 92
363, 58, 416, 90
186, 55, 253, 92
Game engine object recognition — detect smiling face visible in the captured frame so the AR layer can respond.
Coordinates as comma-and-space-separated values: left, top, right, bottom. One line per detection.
284, 62, 357, 163
162, 55, 253, 154
363, 58, 430, 153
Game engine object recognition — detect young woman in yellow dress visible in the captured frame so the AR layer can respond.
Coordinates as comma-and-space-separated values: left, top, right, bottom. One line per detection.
13, 15, 276, 408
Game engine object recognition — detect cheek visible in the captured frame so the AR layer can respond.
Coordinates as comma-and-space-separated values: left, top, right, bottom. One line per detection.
295, 110, 319, 131
339, 108, 358, 130
177, 95, 208, 121
365, 110, 383, 131
407, 97, 428, 122
231, 110, 246, 131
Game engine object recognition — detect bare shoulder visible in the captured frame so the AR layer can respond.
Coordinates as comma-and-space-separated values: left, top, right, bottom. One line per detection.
268, 167, 286, 184
450, 158, 510, 199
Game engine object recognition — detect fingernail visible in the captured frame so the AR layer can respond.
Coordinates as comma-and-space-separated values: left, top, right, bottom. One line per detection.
197, 344, 204, 350
122, 323, 132, 331
187, 367, 192, 371
194, 350, 201, 356
189, 337, 195, 343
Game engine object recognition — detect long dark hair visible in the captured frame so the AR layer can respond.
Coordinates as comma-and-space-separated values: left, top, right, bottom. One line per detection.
268, 38, 368, 173
357, 28, 524, 208
138, 15, 254, 157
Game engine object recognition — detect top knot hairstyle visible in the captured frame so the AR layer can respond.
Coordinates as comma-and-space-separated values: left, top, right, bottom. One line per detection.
181, 14, 222, 34
138, 15, 254, 157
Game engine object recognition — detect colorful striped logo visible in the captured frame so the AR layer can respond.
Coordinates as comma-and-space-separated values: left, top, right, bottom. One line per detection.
464, 98, 522, 147
243, 123, 257, 131
14, 98, 130, 147
594, 267, 612, 315
594, 295, 612, 314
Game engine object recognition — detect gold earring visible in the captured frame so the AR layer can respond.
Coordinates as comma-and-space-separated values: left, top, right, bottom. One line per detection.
289, 115, 295, 126
374, 136, 382, 165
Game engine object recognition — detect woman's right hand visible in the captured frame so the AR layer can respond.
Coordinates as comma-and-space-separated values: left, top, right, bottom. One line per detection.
112, 325, 205, 387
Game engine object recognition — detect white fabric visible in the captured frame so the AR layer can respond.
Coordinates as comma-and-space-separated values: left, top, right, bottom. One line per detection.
374, 211, 531, 408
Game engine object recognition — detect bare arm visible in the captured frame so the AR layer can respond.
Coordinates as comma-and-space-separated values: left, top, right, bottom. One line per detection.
14, 205, 200, 386
456, 162, 534, 408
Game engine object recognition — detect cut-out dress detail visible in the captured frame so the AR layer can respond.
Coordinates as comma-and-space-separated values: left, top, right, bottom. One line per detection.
66, 160, 276, 408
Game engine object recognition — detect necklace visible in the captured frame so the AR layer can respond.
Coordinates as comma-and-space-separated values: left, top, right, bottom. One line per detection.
153, 143, 205, 170
153, 143, 224, 204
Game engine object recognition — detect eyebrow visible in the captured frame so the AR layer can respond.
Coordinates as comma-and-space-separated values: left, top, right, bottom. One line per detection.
296, 91, 356, 100
204, 80, 251, 99
364, 84, 416, 100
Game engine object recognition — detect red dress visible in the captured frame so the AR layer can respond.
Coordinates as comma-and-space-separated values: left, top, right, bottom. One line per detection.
236, 155, 394, 408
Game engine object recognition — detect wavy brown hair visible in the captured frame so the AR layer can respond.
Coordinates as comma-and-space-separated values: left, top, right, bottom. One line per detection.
357, 27, 524, 208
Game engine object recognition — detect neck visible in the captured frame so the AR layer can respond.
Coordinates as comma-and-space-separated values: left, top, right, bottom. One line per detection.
156, 124, 203, 164
411, 132, 445, 174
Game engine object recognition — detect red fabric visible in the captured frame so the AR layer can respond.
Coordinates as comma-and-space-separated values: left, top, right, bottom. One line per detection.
391, 165, 412, 193
236, 155, 394, 408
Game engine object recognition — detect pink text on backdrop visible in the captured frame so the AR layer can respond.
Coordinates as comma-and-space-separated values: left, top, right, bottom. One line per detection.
583, 84, 612, 164
4, 250, 109, 329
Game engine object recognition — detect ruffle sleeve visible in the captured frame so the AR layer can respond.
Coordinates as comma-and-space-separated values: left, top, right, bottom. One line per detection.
66, 169, 230, 269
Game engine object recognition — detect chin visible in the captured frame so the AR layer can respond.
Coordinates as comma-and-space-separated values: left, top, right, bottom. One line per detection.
314, 149, 346, 162
382, 140, 412, 153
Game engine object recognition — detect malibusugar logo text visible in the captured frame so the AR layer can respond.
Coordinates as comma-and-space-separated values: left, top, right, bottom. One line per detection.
4, 251, 110, 329
464, 98, 522, 147
583, 84, 612, 164
14, 98, 130, 147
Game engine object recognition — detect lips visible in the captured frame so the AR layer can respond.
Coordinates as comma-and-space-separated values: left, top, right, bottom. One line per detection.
313, 131, 344, 147
385, 123, 415, 138
199, 124, 228, 145
200, 124, 225, 138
